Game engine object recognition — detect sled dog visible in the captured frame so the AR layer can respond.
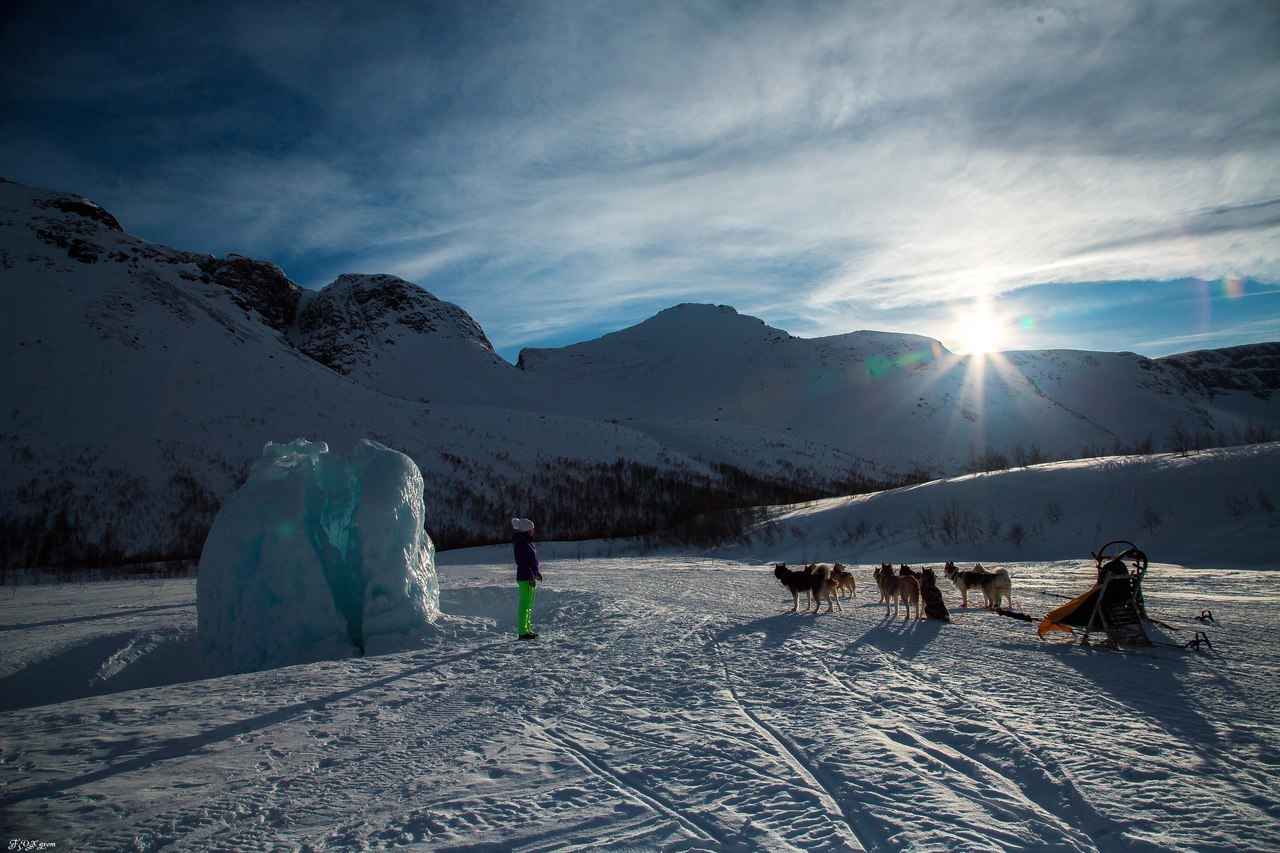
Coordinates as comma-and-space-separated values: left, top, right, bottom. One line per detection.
943, 561, 1012, 608
876, 564, 920, 620
894, 566, 921, 621
774, 564, 841, 614
803, 564, 843, 613
874, 563, 896, 604
831, 562, 857, 599
919, 567, 951, 622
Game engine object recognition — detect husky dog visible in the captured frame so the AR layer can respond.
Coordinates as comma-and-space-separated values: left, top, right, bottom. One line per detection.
876, 564, 920, 620
774, 564, 841, 613
943, 561, 1012, 608
984, 567, 1013, 608
874, 563, 896, 604
919, 568, 951, 622
774, 563, 810, 612
831, 562, 857, 599
894, 565, 921, 621
803, 564, 843, 613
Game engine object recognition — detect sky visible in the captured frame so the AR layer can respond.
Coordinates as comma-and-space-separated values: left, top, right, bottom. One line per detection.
2, 0, 1278, 363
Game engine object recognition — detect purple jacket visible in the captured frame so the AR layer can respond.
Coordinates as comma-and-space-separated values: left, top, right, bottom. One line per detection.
513, 531, 541, 582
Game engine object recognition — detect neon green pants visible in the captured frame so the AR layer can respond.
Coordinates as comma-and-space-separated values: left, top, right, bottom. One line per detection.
517, 580, 537, 635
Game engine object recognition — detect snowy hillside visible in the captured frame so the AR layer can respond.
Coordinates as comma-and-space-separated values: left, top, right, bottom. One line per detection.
729, 443, 1280, 571
0, 181, 787, 563
2, 546, 1278, 849
294, 273, 521, 405
515, 304, 1275, 475
2, 178, 1278, 569
1, 418, 1276, 847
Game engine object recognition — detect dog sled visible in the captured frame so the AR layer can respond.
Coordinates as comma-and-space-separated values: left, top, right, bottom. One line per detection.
1036, 540, 1151, 649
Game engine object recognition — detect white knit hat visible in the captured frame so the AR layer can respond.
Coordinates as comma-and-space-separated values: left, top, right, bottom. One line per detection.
511, 517, 535, 532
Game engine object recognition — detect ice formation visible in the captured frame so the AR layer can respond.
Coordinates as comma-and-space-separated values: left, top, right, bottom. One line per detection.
197, 439, 438, 672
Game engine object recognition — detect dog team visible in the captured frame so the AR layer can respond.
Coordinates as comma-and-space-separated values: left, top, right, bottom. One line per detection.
772, 562, 858, 614
773, 560, 1012, 622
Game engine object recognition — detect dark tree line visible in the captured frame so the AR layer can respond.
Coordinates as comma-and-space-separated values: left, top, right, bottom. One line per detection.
4, 420, 1276, 580
421, 454, 914, 551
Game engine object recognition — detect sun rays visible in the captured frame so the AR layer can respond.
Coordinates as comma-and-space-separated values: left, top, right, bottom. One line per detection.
935, 299, 1043, 463
949, 302, 1007, 355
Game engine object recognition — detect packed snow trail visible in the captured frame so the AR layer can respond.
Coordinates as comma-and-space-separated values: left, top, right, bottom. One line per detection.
1, 555, 1278, 851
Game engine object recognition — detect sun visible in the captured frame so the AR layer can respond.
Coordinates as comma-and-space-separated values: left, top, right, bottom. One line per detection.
953, 305, 1006, 355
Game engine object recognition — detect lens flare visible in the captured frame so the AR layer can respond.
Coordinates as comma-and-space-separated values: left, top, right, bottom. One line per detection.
865, 348, 930, 378
1221, 276, 1245, 298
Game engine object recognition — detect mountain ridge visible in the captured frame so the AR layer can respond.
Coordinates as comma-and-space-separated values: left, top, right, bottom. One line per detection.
2, 178, 1278, 566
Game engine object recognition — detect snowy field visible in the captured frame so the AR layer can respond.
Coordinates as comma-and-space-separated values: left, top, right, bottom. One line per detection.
2, 550, 1279, 851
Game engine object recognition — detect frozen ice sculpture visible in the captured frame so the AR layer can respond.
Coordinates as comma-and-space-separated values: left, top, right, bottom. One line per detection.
197, 439, 439, 672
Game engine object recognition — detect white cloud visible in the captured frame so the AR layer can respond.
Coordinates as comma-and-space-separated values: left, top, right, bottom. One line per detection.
4, 0, 1277, 356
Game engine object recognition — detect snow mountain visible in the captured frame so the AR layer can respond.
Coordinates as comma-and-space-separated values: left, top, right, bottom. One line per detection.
2, 178, 1278, 568
294, 272, 520, 405
511, 304, 1237, 475
0, 180, 706, 565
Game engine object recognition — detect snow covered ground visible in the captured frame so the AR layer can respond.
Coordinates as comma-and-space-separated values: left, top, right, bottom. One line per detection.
2, 547, 1278, 851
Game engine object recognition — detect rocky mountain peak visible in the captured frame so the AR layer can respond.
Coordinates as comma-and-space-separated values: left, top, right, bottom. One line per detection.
2, 180, 128, 266
1161, 342, 1280, 400
638, 303, 788, 343
0, 178, 125, 234
295, 273, 496, 377
34, 192, 125, 234
198, 255, 302, 334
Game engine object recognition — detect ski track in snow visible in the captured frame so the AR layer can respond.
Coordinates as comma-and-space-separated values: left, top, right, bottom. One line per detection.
1, 557, 1278, 851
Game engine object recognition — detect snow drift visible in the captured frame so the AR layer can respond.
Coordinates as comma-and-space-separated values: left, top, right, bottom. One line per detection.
196, 439, 438, 672
742, 444, 1280, 570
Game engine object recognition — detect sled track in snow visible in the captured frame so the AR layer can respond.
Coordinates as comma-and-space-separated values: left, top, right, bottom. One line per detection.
537, 724, 728, 847
9, 563, 1278, 851
804, 596, 1280, 851
823, 637, 1106, 851
74, 638, 621, 850
714, 650, 871, 852
709, 604, 1103, 851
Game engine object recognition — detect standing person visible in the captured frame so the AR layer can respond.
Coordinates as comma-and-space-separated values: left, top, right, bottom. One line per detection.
512, 517, 542, 639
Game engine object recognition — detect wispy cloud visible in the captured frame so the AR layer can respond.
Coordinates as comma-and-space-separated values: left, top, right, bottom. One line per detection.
1072, 198, 1280, 257
2, 0, 1277, 359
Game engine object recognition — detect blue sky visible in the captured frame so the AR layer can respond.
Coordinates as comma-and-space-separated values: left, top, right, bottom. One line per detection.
3, 0, 1278, 363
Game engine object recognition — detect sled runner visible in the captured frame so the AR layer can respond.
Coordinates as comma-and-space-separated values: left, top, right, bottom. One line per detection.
1038, 540, 1151, 648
